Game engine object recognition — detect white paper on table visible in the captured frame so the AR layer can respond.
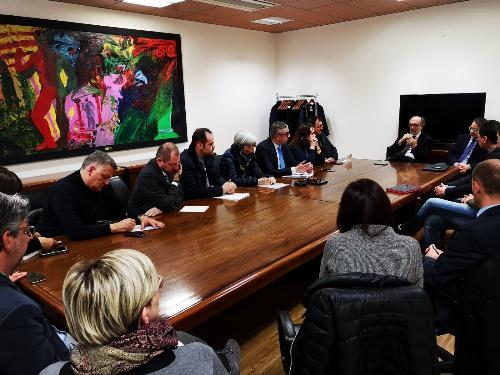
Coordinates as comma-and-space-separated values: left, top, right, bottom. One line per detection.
131, 225, 156, 232
214, 192, 250, 201
179, 206, 209, 213
282, 172, 313, 179
259, 182, 289, 190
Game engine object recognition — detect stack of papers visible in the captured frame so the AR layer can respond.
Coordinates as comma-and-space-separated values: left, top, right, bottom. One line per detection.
214, 192, 250, 201
282, 172, 313, 179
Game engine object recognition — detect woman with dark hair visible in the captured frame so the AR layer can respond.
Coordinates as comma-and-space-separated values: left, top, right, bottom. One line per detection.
319, 179, 423, 286
289, 123, 325, 166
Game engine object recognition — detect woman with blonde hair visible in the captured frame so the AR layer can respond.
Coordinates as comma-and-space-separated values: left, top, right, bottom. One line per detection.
41, 249, 239, 375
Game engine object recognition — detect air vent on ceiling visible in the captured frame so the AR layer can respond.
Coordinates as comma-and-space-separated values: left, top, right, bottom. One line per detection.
196, 0, 278, 12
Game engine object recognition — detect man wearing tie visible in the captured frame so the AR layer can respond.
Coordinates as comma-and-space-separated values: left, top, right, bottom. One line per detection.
128, 142, 184, 218
386, 116, 434, 163
446, 117, 488, 173
256, 121, 313, 177
180, 128, 236, 200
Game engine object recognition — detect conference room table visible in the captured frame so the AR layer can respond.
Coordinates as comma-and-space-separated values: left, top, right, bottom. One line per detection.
18, 159, 459, 330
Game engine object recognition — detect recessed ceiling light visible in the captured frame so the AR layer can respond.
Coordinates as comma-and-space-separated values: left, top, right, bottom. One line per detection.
252, 17, 293, 25
122, 0, 185, 7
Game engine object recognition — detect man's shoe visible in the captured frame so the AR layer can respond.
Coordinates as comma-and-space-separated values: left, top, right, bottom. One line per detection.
218, 339, 240, 375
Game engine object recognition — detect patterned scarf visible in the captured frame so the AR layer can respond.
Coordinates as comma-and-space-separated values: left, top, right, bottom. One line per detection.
71, 319, 178, 375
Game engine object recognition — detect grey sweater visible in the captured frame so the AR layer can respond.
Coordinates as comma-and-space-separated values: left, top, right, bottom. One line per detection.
319, 225, 423, 287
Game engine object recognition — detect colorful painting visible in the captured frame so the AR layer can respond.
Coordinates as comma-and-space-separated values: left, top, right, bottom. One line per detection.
0, 15, 186, 165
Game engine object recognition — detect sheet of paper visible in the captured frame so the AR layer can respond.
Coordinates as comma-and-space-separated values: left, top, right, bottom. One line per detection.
131, 224, 155, 232
282, 172, 313, 179
214, 192, 250, 201
259, 182, 289, 190
179, 205, 209, 213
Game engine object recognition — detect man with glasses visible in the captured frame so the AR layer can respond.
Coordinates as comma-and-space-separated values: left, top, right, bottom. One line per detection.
446, 117, 488, 173
37, 150, 164, 241
128, 142, 184, 218
256, 121, 313, 177
0, 193, 69, 374
386, 116, 434, 163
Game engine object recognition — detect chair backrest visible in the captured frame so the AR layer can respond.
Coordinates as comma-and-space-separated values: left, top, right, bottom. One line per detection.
290, 273, 439, 375
109, 176, 130, 208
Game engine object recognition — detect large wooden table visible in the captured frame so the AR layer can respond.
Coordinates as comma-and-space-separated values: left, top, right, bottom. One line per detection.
18, 159, 459, 330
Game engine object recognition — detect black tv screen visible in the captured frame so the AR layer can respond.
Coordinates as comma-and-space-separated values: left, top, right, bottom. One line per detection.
398, 93, 486, 149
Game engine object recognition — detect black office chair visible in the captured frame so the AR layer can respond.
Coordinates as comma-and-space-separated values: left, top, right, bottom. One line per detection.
109, 176, 130, 208
277, 273, 440, 375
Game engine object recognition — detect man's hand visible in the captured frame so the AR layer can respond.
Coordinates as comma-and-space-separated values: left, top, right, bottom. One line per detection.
325, 157, 336, 164
140, 216, 165, 230
407, 137, 418, 149
9, 271, 27, 283
222, 181, 237, 194
258, 177, 276, 185
144, 207, 163, 217
456, 163, 471, 174
460, 194, 474, 204
296, 161, 313, 173
38, 236, 57, 251
399, 133, 413, 145
173, 163, 183, 182
434, 183, 447, 197
110, 218, 136, 233
425, 244, 443, 260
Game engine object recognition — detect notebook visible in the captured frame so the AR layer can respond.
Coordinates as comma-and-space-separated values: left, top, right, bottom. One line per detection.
386, 184, 420, 194
422, 162, 449, 172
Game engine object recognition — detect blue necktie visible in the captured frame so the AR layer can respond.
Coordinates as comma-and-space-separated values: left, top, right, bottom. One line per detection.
458, 140, 476, 163
277, 146, 285, 169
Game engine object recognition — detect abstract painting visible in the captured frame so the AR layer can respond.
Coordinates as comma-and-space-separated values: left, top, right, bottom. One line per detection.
0, 15, 186, 165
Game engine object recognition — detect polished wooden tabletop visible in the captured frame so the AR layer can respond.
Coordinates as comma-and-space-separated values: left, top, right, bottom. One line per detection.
18, 159, 459, 330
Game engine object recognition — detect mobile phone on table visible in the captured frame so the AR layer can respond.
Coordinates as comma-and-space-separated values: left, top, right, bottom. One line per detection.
125, 231, 145, 237
28, 272, 46, 284
39, 241, 69, 257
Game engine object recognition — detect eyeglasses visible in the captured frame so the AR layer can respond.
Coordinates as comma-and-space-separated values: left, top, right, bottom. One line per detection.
409, 123, 421, 127
14, 225, 35, 237
469, 126, 479, 132
278, 131, 290, 136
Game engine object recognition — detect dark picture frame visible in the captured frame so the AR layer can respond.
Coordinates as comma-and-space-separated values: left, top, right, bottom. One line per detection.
0, 14, 187, 166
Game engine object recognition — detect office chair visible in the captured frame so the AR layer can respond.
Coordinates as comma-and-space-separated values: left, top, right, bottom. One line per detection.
277, 273, 440, 375
109, 176, 130, 208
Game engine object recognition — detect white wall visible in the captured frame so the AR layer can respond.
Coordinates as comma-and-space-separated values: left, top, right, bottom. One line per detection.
3, 0, 277, 177
276, 0, 500, 160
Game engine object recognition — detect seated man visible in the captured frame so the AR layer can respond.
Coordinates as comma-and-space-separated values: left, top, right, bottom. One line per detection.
446, 117, 488, 172
424, 159, 500, 371
435, 119, 499, 201
221, 131, 276, 187
128, 142, 184, 218
386, 116, 433, 163
0, 193, 69, 374
37, 151, 163, 241
180, 128, 236, 200
309, 116, 338, 163
256, 121, 313, 177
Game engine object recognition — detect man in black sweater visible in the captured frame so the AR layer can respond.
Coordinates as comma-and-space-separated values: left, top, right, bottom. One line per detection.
180, 128, 236, 200
128, 142, 184, 218
37, 151, 163, 241
386, 116, 434, 163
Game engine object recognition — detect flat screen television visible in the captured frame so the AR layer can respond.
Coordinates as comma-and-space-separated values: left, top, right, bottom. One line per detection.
398, 93, 486, 149
0, 15, 187, 166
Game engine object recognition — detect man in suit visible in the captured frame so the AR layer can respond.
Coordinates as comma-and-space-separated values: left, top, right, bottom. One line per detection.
0, 193, 69, 374
424, 159, 500, 373
386, 116, 434, 163
256, 121, 313, 177
180, 128, 236, 200
128, 142, 184, 218
36, 150, 163, 241
309, 116, 338, 163
446, 117, 488, 173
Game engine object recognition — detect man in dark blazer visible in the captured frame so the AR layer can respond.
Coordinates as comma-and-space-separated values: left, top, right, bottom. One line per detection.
128, 142, 184, 218
446, 117, 488, 172
256, 121, 313, 177
386, 116, 434, 163
0, 193, 69, 374
423, 159, 500, 373
309, 116, 338, 162
180, 128, 236, 200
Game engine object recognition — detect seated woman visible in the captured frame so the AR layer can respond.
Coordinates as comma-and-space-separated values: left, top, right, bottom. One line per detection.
289, 123, 325, 166
41, 249, 239, 375
221, 131, 275, 186
319, 179, 423, 287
